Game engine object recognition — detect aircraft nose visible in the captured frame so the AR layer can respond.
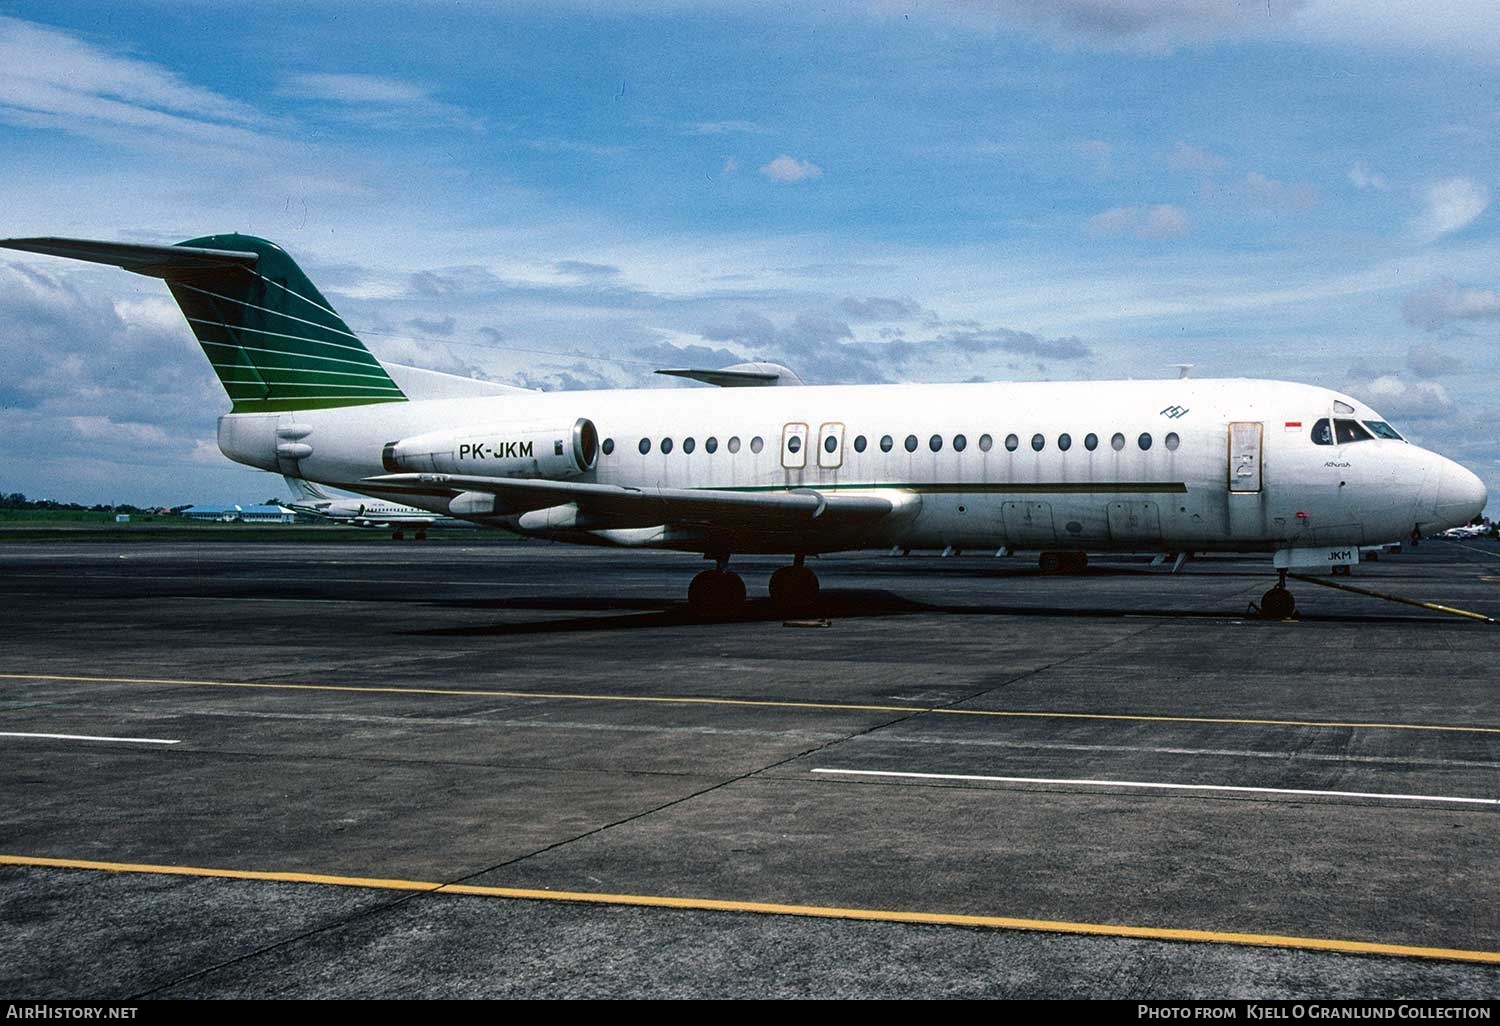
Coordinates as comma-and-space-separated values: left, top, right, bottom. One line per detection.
1433, 458, 1488, 529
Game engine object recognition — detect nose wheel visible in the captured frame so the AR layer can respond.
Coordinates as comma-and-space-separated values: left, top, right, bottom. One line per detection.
1259, 569, 1297, 620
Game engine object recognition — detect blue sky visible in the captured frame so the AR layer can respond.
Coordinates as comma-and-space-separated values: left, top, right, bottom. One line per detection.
2, 1, 1498, 509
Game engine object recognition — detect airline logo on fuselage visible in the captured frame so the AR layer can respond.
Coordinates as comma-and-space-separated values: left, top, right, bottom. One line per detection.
458, 441, 534, 460
1160, 405, 1190, 419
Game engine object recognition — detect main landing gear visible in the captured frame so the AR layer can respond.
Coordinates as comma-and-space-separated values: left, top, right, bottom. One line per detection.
1259, 569, 1297, 620
768, 555, 819, 613
688, 557, 747, 619
686, 554, 822, 618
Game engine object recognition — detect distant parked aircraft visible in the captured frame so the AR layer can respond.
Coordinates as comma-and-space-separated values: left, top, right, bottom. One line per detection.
281, 476, 464, 540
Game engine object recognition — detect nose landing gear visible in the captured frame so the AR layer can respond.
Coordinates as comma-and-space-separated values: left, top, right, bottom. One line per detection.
1259, 569, 1297, 620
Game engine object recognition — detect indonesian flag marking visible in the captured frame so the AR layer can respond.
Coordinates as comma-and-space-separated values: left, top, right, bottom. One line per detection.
1284, 421, 1302, 431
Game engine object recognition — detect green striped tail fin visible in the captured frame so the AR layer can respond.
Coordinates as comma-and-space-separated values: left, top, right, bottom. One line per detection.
0, 233, 406, 413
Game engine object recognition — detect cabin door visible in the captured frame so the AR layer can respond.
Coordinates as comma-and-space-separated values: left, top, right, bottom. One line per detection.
1228, 422, 1263, 493
1227, 422, 1265, 540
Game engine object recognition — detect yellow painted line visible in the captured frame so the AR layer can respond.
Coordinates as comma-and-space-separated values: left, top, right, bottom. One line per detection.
3, 671, 1500, 736
3, 853, 1497, 966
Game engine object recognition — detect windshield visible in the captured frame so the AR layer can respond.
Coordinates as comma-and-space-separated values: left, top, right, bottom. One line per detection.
1312, 418, 1382, 445
1335, 419, 1374, 444
1363, 420, 1404, 441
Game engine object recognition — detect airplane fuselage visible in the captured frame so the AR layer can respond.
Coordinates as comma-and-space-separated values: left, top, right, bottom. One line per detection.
220, 376, 1482, 556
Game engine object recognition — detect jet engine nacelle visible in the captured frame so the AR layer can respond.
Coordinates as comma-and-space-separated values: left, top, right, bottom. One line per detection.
383, 418, 599, 479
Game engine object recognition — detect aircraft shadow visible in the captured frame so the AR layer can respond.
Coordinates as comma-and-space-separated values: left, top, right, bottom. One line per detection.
406, 587, 1462, 637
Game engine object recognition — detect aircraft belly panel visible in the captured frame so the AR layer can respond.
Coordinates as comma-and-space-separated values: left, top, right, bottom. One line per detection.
1001, 501, 1057, 546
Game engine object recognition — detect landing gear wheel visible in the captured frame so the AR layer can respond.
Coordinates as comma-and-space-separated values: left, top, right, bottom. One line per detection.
688, 569, 747, 619
392, 529, 405, 541
1064, 552, 1088, 573
1038, 551, 1063, 574
415, 529, 428, 541
1260, 586, 1296, 620
769, 565, 820, 613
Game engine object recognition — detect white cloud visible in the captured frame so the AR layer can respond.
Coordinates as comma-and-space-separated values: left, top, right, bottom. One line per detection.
910, 0, 1308, 52
760, 154, 823, 183
686, 120, 766, 135
0, 16, 270, 154
280, 73, 432, 105
1402, 279, 1500, 330
1407, 343, 1463, 379
1345, 373, 1455, 420
1348, 161, 1389, 191
1240, 171, 1319, 211
1085, 204, 1190, 239
279, 72, 480, 132
1141, 204, 1191, 238
67, 415, 170, 446
721, 156, 739, 176
1166, 141, 1225, 173
1072, 138, 1113, 177
1411, 178, 1489, 243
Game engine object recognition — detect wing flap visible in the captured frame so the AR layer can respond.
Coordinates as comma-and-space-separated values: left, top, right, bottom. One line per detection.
365, 472, 902, 530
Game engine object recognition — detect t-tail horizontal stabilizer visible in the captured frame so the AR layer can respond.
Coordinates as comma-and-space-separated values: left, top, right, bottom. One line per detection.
0, 233, 406, 413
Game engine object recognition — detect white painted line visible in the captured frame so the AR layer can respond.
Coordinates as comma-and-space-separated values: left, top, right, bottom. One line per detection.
811, 768, 1500, 806
0, 732, 180, 746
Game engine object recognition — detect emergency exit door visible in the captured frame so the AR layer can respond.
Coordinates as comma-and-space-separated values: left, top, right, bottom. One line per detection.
1228, 422, 1263, 493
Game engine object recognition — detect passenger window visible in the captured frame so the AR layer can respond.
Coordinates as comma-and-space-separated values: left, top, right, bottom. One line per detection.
661, 437, 674, 454
1363, 420, 1403, 441
1005, 433, 1019, 452
750, 436, 764, 454
904, 434, 919, 453
1310, 419, 1332, 445
953, 434, 967, 452
823, 435, 837, 454
1165, 432, 1180, 451
1138, 433, 1152, 451
728, 436, 741, 454
929, 434, 943, 452
880, 435, 894, 453
1030, 433, 1045, 452
787, 435, 802, 454
1084, 433, 1098, 451
1058, 433, 1072, 452
1335, 419, 1374, 444
854, 434, 868, 453
638, 438, 651, 455
978, 434, 993, 452
1111, 432, 1125, 451
705, 436, 718, 453
683, 437, 696, 454
602, 438, 615, 455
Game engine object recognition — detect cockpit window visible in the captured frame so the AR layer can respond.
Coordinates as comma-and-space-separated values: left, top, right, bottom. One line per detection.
1311, 418, 1333, 446
1334, 418, 1374, 444
1363, 420, 1404, 441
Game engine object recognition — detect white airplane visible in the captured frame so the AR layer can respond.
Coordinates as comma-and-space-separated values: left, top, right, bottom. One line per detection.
281, 475, 465, 539
2, 234, 1487, 619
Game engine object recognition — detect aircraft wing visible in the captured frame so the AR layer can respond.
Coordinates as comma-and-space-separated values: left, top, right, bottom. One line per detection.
364, 472, 911, 534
